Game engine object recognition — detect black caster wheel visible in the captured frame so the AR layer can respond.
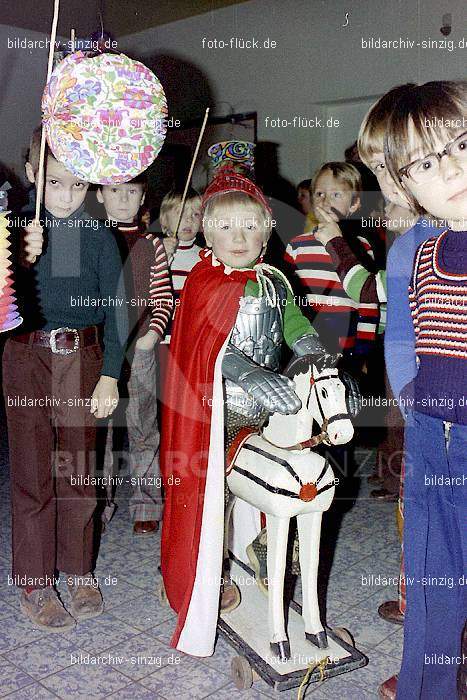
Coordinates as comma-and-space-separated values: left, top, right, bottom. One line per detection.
231, 655, 254, 689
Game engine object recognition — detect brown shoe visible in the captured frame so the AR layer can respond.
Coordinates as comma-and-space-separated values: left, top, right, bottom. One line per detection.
379, 674, 398, 699
220, 578, 241, 613
20, 587, 75, 632
370, 488, 398, 502
378, 600, 404, 625
133, 520, 159, 536
367, 474, 383, 485
66, 573, 104, 620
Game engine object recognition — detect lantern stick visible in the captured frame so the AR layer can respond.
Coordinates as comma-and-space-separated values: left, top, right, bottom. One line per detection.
32, 0, 60, 256
173, 107, 210, 239
70, 28, 76, 52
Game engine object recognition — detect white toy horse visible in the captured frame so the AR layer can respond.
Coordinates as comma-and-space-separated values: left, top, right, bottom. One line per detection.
225, 360, 354, 661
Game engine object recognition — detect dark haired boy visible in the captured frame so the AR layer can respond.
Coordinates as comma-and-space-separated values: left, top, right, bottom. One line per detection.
2, 129, 128, 631
97, 176, 173, 534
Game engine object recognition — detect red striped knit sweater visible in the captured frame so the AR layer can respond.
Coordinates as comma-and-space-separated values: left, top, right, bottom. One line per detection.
405, 230, 467, 424
149, 236, 173, 337
285, 231, 379, 352
410, 231, 467, 360
116, 221, 173, 338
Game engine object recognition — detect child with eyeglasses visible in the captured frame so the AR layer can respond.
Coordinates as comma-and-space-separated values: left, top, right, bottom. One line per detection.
382, 81, 466, 700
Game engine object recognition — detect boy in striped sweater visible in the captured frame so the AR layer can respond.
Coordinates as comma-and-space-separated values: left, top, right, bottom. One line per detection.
285, 162, 379, 367
97, 175, 173, 535
316, 89, 443, 645
315, 91, 421, 508
382, 80, 466, 700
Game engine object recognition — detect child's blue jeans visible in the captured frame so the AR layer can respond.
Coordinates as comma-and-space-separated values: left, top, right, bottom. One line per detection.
398, 411, 466, 700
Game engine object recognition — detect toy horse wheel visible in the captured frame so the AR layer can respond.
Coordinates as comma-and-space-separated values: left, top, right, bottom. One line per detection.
333, 627, 355, 647
157, 581, 168, 606
231, 655, 253, 689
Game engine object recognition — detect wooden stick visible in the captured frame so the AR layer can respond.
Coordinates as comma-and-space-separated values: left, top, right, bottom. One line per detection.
173, 107, 210, 238
33, 0, 60, 236
70, 28, 76, 52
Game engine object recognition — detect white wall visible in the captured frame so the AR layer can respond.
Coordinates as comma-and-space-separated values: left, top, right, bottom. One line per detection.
119, 0, 466, 184
0, 1, 465, 186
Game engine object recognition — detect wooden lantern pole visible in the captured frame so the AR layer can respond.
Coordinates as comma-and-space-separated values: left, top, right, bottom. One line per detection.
173, 107, 210, 238
31, 0, 60, 262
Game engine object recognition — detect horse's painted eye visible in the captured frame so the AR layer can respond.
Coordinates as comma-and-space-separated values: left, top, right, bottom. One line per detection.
321, 388, 328, 399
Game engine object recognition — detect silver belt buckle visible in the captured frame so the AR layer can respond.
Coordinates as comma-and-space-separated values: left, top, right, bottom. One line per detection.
50, 327, 80, 355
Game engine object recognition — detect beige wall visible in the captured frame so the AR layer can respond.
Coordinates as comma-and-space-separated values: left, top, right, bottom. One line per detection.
0, 0, 465, 186
120, 0, 466, 183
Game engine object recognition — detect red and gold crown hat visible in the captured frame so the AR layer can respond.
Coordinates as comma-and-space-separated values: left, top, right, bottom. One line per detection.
201, 166, 272, 216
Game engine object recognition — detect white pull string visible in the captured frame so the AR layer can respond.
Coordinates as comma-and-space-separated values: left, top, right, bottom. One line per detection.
254, 262, 294, 306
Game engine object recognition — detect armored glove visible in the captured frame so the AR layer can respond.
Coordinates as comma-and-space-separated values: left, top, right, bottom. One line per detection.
222, 345, 301, 415
292, 334, 341, 373
340, 371, 362, 417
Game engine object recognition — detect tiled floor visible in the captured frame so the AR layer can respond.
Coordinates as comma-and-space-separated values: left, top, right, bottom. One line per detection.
0, 427, 403, 699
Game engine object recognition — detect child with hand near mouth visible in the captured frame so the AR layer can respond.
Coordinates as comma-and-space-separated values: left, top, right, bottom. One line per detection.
285, 162, 379, 364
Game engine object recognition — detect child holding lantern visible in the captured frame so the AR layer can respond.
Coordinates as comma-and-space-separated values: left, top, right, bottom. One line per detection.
3, 130, 128, 631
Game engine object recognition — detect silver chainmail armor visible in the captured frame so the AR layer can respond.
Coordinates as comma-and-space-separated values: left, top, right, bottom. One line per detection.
224, 291, 284, 418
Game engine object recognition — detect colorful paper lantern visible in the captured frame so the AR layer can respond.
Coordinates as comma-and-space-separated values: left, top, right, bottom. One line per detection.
0, 213, 22, 332
42, 51, 168, 185
207, 141, 255, 175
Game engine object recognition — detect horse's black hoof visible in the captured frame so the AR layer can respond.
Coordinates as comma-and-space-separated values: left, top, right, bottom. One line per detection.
305, 630, 329, 649
270, 640, 291, 661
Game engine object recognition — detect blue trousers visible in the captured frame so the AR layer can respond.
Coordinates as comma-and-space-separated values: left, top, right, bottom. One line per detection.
397, 412, 467, 699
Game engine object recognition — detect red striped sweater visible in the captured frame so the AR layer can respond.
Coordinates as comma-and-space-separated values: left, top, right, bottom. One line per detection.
116, 221, 173, 338
405, 230, 467, 423
409, 231, 467, 361
285, 231, 379, 352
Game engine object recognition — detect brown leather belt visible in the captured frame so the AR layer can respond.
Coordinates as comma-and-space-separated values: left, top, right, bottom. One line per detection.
13, 325, 102, 355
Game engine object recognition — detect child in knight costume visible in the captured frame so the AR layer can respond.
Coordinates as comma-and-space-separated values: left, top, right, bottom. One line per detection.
160, 166, 339, 657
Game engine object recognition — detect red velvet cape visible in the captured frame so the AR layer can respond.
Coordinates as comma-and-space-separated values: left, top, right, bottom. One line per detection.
160, 250, 256, 649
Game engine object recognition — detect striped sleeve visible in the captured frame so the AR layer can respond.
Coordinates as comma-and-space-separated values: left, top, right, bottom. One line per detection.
325, 236, 387, 304
356, 303, 379, 341
284, 241, 296, 266
354, 238, 379, 351
149, 237, 173, 336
